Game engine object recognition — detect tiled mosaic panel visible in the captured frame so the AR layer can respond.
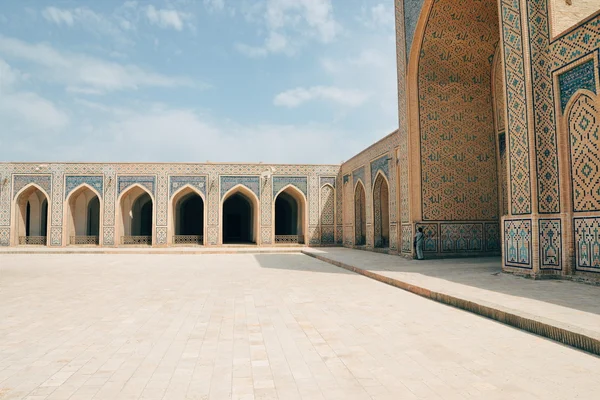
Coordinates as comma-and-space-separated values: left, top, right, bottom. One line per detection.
156, 227, 167, 245
169, 176, 206, 198
559, 59, 597, 112
370, 155, 390, 186
319, 176, 336, 188
526, 0, 560, 214
51, 167, 65, 227
65, 176, 103, 199
117, 176, 156, 196
50, 227, 62, 246
0, 227, 9, 246
320, 184, 335, 226
396, 0, 410, 224
260, 177, 272, 227
440, 224, 483, 253
574, 217, 600, 271
308, 175, 319, 226
220, 176, 260, 199
568, 94, 600, 212
501, 0, 532, 215
401, 224, 412, 253
493, 51, 509, 217
12, 174, 51, 198
0, 168, 10, 226
102, 166, 116, 227
207, 225, 218, 245
539, 219, 561, 269
389, 223, 398, 251
416, 223, 438, 253
272, 176, 308, 197
261, 226, 272, 245
352, 167, 365, 186
335, 225, 343, 245
504, 219, 532, 268
403, 0, 425, 57
308, 225, 320, 245
485, 223, 501, 252
418, 0, 499, 221
103, 226, 114, 246
321, 225, 335, 245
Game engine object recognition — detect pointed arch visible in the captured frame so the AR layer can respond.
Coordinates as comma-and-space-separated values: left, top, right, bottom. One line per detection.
373, 171, 390, 248
273, 184, 307, 244
169, 184, 206, 245
116, 183, 155, 245
64, 183, 103, 245
13, 183, 50, 246
354, 180, 366, 246
221, 184, 260, 245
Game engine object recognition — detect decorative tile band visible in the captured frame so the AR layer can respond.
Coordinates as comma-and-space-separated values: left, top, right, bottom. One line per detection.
220, 176, 260, 199
558, 59, 597, 113
117, 176, 156, 196
440, 223, 483, 252
65, 175, 103, 199
504, 219, 532, 268
352, 166, 365, 186
13, 174, 51, 198
169, 176, 206, 198
272, 176, 307, 197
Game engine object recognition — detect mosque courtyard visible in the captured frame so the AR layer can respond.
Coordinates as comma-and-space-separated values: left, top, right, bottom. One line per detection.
1, 253, 599, 400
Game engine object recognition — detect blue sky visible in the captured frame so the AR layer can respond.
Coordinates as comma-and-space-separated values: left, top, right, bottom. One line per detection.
0, 0, 397, 163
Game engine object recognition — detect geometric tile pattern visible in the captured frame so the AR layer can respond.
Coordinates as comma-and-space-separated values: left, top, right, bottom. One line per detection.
12, 174, 52, 198
220, 176, 260, 199
320, 184, 335, 226
403, 0, 425, 56
65, 175, 103, 199
504, 219, 532, 268
568, 93, 600, 212
418, 0, 499, 221
485, 223, 501, 252
352, 167, 365, 186
415, 223, 438, 253
440, 223, 483, 253
558, 59, 597, 113
396, 0, 410, 227
272, 176, 307, 197
319, 176, 336, 188
169, 176, 206, 198
117, 176, 156, 196
401, 224, 412, 253
0, 227, 9, 246
574, 217, 600, 272
539, 219, 561, 270
501, 0, 532, 215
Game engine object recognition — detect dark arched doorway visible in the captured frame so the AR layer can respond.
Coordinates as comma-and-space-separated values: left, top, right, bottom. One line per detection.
354, 181, 366, 246
274, 186, 306, 244
173, 189, 204, 245
373, 173, 390, 248
222, 190, 257, 244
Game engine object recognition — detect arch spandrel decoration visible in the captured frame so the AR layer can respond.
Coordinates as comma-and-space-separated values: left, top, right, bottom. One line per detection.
65, 176, 103, 199
352, 167, 365, 187
169, 176, 206, 198
272, 176, 307, 198
13, 175, 51, 199
220, 176, 260, 199
558, 59, 597, 113
319, 176, 336, 188
117, 176, 156, 197
370, 155, 390, 187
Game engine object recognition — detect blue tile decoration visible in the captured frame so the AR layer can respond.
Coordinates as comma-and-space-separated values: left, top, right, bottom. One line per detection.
416, 223, 438, 253
370, 155, 390, 186
539, 219, 561, 270
13, 174, 52, 198
485, 223, 500, 252
220, 176, 260, 199
559, 59, 597, 113
65, 175, 103, 199
440, 223, 483, 252
404, 0, 425, 57
117, 176, 155, 196
343, 174, 350, 185
320, 176, 336, 188
352, 166, 365, 186
574, 217, 600, 272
504, 219, 532, 268
169, 176, 206, 197
272, 176, 308, 197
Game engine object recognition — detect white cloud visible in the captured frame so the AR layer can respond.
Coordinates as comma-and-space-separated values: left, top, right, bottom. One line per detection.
0, 58, 27, 88
359, 3, 395, 29
42, 6, 75, 26
237, 0, 340, 57
204, 0, 225, 12
0, 91, 69, 131
274, 86, 369, 108
145, 5, 190, 31
0, 36, 195, 94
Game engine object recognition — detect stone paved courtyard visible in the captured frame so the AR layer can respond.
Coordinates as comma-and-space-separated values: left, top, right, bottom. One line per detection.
1, 254, 599, 400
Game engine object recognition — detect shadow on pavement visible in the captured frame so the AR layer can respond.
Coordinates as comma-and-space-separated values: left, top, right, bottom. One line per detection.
253, 253, 353, 275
